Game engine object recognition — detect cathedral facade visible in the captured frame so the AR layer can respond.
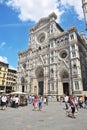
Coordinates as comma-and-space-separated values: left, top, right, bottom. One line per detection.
17, 12, 87, 97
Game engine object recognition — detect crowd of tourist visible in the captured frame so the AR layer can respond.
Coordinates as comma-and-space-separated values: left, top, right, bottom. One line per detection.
0, 93, 49, 111
0, 93, 87, 119
63, 94, 87, 118
0, 94, 20, 110
28, 95, 48, 111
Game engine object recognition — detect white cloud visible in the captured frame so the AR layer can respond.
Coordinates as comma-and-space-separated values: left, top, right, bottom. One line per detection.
60, 0, 83, 20
0, 56, 17, 70
5, 0, 83, 23
0, 42, 6, 48
9, 65, 17, 70
0, 56, 8, 63
6, 0, 63, 22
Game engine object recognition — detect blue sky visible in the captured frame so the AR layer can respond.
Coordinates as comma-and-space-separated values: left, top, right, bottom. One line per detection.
0, 0, 86, 69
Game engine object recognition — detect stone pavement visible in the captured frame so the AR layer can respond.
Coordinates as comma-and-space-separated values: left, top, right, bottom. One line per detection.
0, 102, 87, 130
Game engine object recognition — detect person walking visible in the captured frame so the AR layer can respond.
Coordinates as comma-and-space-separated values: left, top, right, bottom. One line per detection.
74, 96, 79, 112
33, 95, 38, 111
70, 95, 76, 118
1, 94, 7, 110
15, 95, 19, 108
64, 94, 69, 109
38, 96, 43, 111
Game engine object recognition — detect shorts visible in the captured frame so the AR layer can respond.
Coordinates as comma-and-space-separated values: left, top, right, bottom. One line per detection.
39, 102, 42, 108
1, 102, 6, 106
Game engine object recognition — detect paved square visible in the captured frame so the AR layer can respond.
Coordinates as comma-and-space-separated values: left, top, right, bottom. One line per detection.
0, 102, 87, 130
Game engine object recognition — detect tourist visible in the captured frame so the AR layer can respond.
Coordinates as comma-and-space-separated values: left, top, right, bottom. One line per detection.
38, 96, 43, 111
1, 94, 7, 110
70, 95, 76, 118
33, 95, 38, 110
15, 95, 19, 108
64, 94, 69, 109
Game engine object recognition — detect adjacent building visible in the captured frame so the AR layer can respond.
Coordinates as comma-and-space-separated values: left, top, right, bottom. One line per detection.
7, 68, 17, 93
17, 12, 87, 97
0, 61, 17, 93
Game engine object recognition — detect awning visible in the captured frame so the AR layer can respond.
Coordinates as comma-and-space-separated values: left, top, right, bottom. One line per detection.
10, 91, 27, 95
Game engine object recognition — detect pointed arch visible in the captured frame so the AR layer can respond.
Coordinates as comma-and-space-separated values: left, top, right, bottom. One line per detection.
21, 77, 25, 84
35, 66, 44, 78
21, 77, 25, 92
59, 68, 69, 79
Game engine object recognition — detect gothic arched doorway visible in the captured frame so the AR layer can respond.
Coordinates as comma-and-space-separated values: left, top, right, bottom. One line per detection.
21, 77, 25, 92
63, 83, 69, 95
38, 81, 44, 95
60, 69, 70, 95
35, 66, 44, 95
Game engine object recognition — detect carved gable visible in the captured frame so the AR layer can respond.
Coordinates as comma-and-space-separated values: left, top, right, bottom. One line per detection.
30, 18, 49, 31
30, 12, 57, 32
29, 12, 64, 49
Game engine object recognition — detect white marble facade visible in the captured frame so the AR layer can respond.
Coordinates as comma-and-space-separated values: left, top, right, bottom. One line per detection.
17, 12, 87, 96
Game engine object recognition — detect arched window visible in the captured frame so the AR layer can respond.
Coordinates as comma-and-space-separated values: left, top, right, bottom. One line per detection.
70, 33, 74, 40
39, 71, 44, 77
21, 77, 25, 84
75, 81, 79, 90
35, 67, 44, 78
50, 68, 54, 78
51, 68, 54, 73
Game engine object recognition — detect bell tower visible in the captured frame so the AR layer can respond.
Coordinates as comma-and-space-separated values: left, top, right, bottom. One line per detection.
82, 0, 87, 30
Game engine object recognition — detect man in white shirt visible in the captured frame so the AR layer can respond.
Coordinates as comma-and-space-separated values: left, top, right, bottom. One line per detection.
1, 94, 7, 110
64, 95, 69, 109
15, 95, 19, 108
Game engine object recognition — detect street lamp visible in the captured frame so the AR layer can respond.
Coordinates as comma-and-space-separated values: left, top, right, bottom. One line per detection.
82, 0, 87, 30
